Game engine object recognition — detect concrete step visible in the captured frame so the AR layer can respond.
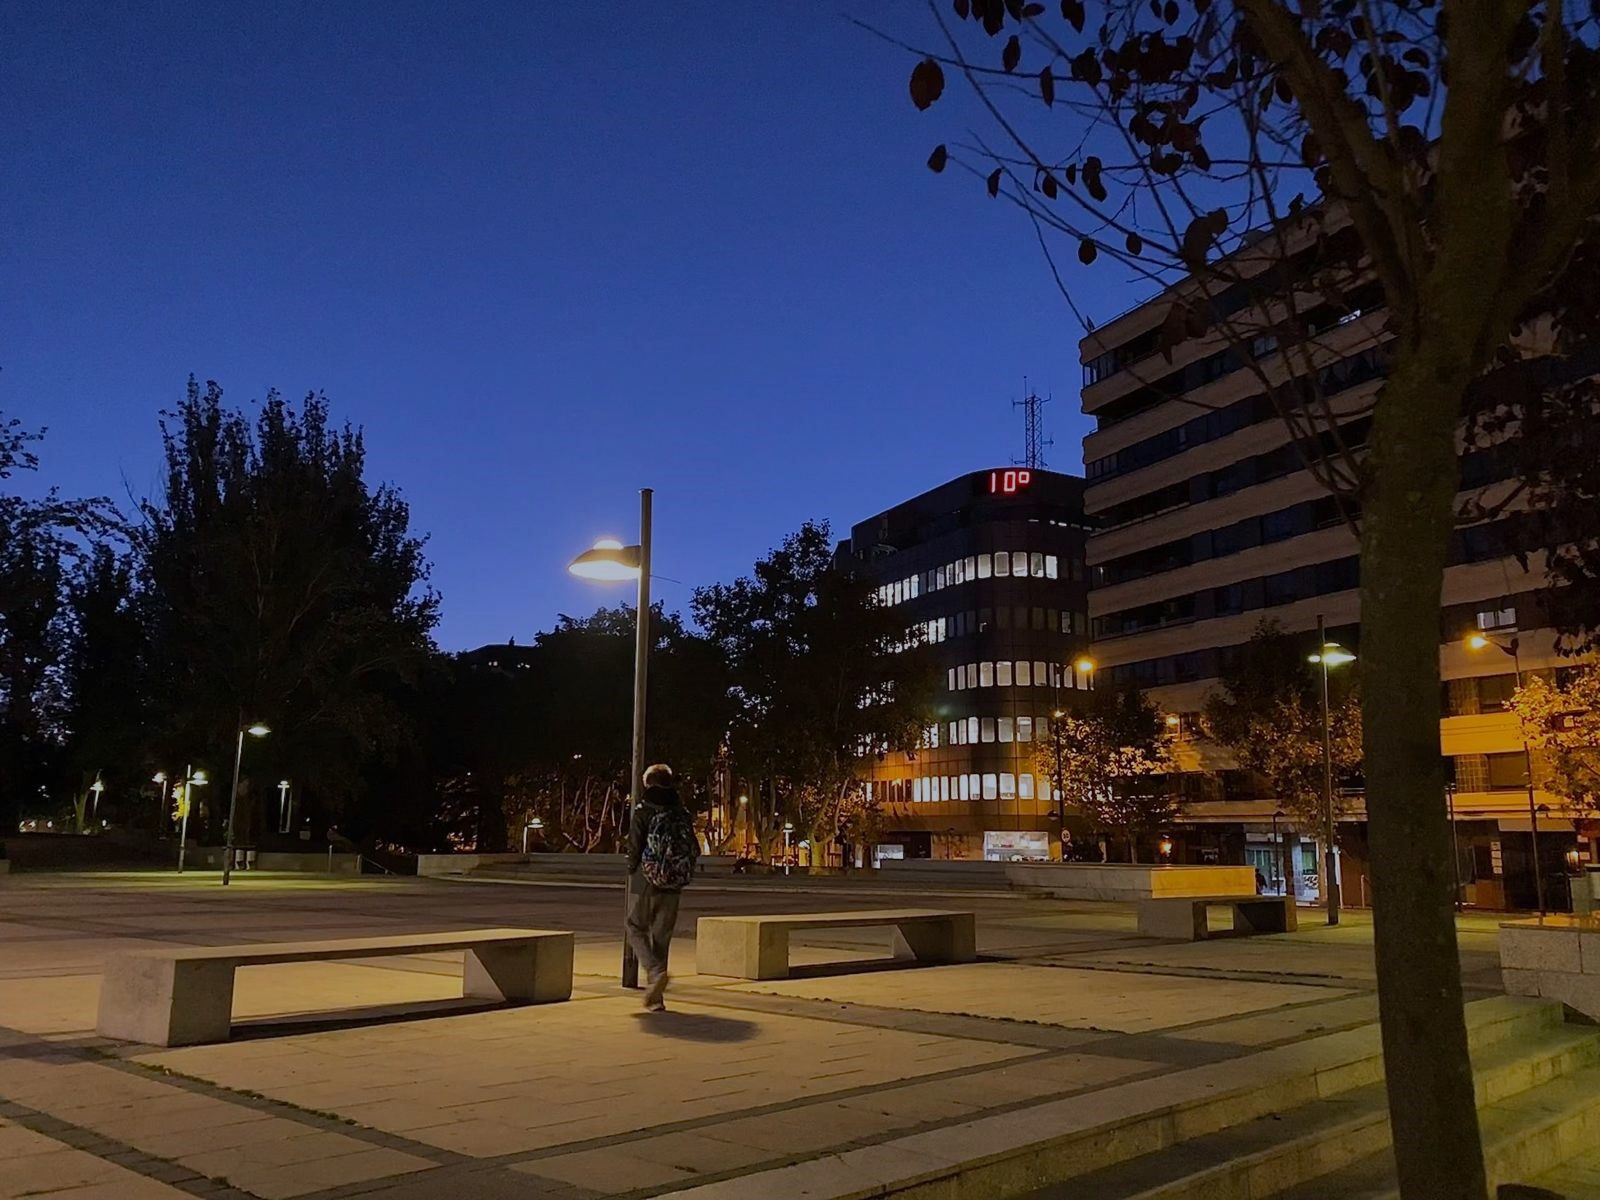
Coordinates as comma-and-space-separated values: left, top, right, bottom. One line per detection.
1271, 1057, 1600, 1200
1013, 1020, 1599, 1200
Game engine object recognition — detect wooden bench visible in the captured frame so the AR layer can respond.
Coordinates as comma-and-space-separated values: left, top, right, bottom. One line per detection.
96, 927, 573, 1047
1137, 895, 1297, 941
696, 909, 976, 980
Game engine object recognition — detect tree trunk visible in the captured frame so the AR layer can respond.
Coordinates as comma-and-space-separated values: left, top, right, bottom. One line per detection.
1362, 357, 1487, 1200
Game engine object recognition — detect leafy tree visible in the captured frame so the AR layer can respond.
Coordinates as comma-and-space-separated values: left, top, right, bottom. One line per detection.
1508, 665, 1600, 813
694, 522, 939, 866
138, 380, 437, 840
893, 4, 1600, 1189
0, 415, 118, 830
1036, 685, 1174, 860
1204, 619, 1362, 828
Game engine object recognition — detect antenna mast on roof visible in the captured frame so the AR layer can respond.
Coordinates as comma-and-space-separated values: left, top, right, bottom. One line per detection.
1013, 379, 1052, 470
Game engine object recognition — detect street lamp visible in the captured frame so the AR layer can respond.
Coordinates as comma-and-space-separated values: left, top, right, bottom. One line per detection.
222, 722, 270, 886
1467, 630, 1545, 914
176, 767, 207, 872
522, 816, 545, 855
277, 779, 292, 834
568, 488, 653, 989
783, 821, 795, 876
152, 772, 170, 836
88, 776, 105, 827
1308, 616, 1356, 925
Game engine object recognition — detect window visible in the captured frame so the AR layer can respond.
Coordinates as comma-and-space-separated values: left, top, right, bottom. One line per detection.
977, 553, 992, 579
980, 717, 996, 742
1477, 606, 1517, 632
1012, 551, 1028, 576
949, 720, 959, 744
999, 773, 1017, 800
997, 661, 1013, 687
1017, 716, 1034, 743
979, 661, 995, 687
1016, 661, 1032, 687
1045, 554, 1059, 579
959, 774, 971, 800
1487, 753, 1529, 790
947, 668, 956, 691
964, 556, 976, 581
998, 717, 1014, 743
994, 552, 1010, 577
1019, 773, 1035, 799
955, 558, 966, 584
1477, 674, 1517, 710
982, 774, 999, 800
1031, 552, 1045, 578
969, 772, 981, 798
967, 716, 979, 743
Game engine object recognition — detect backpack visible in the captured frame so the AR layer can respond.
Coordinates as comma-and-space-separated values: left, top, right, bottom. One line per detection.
641, 805, 698, 890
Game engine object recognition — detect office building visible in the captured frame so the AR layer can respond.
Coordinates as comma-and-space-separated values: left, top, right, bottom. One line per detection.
838, 467, 1093, 861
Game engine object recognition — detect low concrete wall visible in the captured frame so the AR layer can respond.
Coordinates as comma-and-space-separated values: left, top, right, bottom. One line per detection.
185, 849, 362, 874
1005, 862, 1259, 901
415, 852, 528, 877
1500, 916, 1600, 1021
878, 859, 1011, 886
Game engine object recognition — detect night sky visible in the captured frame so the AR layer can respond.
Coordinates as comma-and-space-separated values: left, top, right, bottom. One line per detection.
5, 2, 1145, 649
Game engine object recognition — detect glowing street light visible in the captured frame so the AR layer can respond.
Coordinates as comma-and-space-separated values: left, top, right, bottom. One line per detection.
152, 772, 171, 836
176, 767, 207, 873
568, 488, 653, 988
222, 722, 270, 886
1308, 617, 1356, 925
1467, 629, 1545, 914
277, 779, 292, 834
88, 776, 105, 826
522, 816, 545, 855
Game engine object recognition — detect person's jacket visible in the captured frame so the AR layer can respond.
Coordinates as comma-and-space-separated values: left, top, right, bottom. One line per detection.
627, 784, 681, 874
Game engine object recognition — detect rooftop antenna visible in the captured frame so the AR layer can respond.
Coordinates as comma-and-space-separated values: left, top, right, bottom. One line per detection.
1013, 379, 1052, 470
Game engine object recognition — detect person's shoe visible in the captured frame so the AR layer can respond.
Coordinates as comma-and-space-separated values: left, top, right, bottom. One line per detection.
643, 970, 668, 1010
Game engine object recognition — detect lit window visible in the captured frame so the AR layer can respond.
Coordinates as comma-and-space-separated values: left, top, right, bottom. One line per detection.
948, 668, 956, 691
998, 717, 1014, 743
949, 720, 959, 744
1045, 554, 1059, 579
980, 661, 995, 687
1016, 660, 1032, 686
910, 575, 920, 599
1061, 611, 1074, 634
959, 774, 971, 800
982, 774, 998, 800
969, 772, 981, 797
1013, 551, 1028, 576
1476, 606, 1517, 632
977, 554, 992, 579
981, 718, 996, 742
1018, 716, 1033, 743
1035, 661, 1049, 687
997, 661, 1013, 687
1031, 552, 1045, 577
967, 716, 979, 743
1000, 773, 1017, 800
994, 552, 1011, 577
964, 556, 976, 580
955, 558, 966, 584
1019, 773, 1035, 799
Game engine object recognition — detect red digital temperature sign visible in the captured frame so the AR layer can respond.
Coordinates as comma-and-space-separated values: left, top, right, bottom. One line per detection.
987, 469, 1032, 495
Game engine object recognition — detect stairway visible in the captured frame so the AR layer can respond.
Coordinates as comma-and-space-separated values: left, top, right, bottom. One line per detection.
1014, 997, 1600, 1200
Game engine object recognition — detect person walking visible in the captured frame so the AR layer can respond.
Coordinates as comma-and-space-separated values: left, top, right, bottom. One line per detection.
626, 763, 698, 1011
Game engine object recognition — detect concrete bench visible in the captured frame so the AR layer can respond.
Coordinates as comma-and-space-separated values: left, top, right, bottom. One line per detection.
1137, 895, 1297, 941
96, 927, 573, 1047
1500, 915, 1600, 1022
696, 909, 976, 980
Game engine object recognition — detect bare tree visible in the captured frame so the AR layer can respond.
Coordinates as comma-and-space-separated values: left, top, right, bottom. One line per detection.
887, 2, 1600, 1195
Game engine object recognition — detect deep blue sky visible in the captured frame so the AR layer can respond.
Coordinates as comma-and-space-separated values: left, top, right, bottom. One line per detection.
4, 2, 1144, 650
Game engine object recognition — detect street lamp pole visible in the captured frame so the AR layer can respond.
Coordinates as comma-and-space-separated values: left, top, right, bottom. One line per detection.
177, 766, 205, 873
1317, 616, 1338, 926
222, 721, 269, 886
153, 772, 170, 836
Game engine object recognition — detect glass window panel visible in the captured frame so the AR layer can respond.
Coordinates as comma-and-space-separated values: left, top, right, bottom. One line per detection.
967, 716, 979, 743
998, 717, 1014, 742
949, 721, 959, 744
1036, 661, 1049, 686
1018, 716, 1034, 743
964, 556, 976, 580
979, 661, 995, 687
959, 774, 970, 800
948, 668, 956, 690
1019, 773, 1035, 799
994, 552, 1011, 577
983, 774, 998, 800
1013, 551, 1029, 576
1000, 773, 1017, 799
980, 717, 996, 742
1016, 661, 1032, 686
997, 661, 1013, 686
1031, 552, 1045, 577
977, 553, 992, 579
1045, 554, 1059, 579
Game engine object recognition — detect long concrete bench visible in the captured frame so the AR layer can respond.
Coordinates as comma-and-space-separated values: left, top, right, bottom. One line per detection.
696, 909, 976, 980
1137, 894, 1297, 941
96, 927, 574, 1047
1500, 915, 1600, 1022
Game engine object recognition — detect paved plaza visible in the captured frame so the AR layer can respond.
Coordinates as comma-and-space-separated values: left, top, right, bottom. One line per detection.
0, 871, 1509, 1199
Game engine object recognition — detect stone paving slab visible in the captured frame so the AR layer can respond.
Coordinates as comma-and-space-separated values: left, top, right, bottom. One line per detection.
0, 1115, 193, 1199
726, 961, 1352, 1033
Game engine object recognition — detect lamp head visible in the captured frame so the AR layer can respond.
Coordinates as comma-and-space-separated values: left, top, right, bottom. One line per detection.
152, 771, 166, 783
568, 537, 642, 582
90, 780, 104, 793
1074, 656, 1096, 674
246, 723, 270, 737
278, 779, 290, 789
1165, 714, 1181, 728
1310, 643, 1355, 666
190, 770, 208, 785
1467, 633, 1491, 651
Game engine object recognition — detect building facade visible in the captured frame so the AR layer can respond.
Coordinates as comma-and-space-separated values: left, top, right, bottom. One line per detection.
838, 468, 1093, 861
1077, 270, 1596, 909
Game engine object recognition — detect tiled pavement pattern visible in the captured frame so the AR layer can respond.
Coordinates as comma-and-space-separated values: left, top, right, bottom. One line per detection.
0, 872, 1508, 1199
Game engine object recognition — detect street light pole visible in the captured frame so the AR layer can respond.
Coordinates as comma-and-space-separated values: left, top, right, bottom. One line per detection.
222, 721, 269, 887
1317, 615, 1339, 926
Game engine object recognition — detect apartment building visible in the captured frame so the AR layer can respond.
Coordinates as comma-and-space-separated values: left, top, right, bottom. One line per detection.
838, 468, 1093, 861
1077, 268, 1594, 909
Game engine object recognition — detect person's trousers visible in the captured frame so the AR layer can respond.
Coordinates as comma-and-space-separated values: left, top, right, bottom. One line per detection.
626, 879, 681, 978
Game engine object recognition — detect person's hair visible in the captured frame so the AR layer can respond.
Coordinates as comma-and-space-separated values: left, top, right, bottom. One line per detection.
642, 763, 675, 788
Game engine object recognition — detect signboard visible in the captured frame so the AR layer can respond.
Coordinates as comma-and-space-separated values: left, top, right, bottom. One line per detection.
983, 830, 1050, 862
874, 843, 906, 864
985, 469, 1032, 495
